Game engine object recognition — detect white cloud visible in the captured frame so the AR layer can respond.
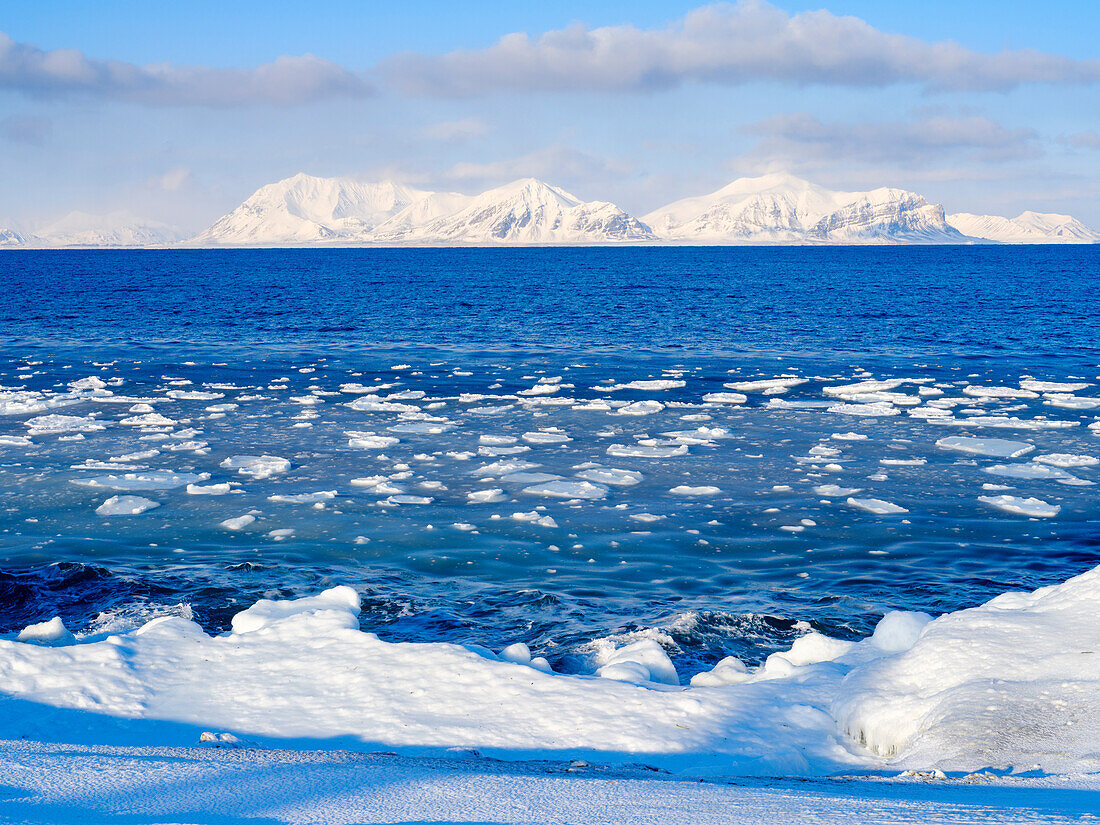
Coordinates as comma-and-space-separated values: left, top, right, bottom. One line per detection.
0, 31, 372, 106
441, 146, 632, 190
381, 1, 1100, 96
147, 167, 192, 192
741, 113, 1041, 168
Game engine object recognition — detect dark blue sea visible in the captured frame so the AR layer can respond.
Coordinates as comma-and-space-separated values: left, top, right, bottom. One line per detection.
1, 246, 1098, 676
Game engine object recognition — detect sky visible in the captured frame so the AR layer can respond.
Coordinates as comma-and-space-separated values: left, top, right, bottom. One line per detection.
2, 0, 1099, 232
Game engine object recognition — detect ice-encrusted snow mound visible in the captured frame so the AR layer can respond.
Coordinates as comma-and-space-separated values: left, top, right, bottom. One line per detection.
948, 211, 1100, 244
642, 173, 968, 244
2, 565, 1098, 776
193, 174, 654, 245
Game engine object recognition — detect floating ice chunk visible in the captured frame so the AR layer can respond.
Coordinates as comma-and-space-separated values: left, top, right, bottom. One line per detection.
467, 488, 506, 503
187, 482, 231, 495
978, 495, 1060, 518
690, 656, 752, 687
575, 467, 643, 487
166, 390, 224, 400
471, 459, 540, 476
1020, 379, 1091, 392
517, 384, 560, 396
983, 463, 1077, 481
813, 484, 863, 497
119, 412, 176, 427
701, 392, 747, 404
346, 432, 400, 449
95, 495, 160, 516
511, 511, 558, 527
479, 435, 517, 445
478, 445, 530, 456
0, 435, 32, 446
629, 513, 664, 522
389, 422, 453, 434
68, 376, 107, 391
220, 514, 256, 531
268, 491, 337, 504
1032, 453, 1098, 467
1042, 394, 1100, 410
220, 455, 290, 479
109, 448, 160, 462
73, 471, 208, 491
25, 414, 105, 435
344, 398, 419, 413
847, 497, 908, 515
762, 633, 854, 677
592, 639, 678, 686
17, 616, 75, 646
522, 429, 572, 444
880, 458, 926, 466
831, 432, 868, 441
522, 480, 608, 500
606, 443, 688, 458
935, 436, 1034, 458
827, 402, 899, 417
724, 378, 807, 393
616, 400, 664, 416
963, 386, 1039, 399
669, 485, 720, 496
823, 379, 905, 396
502, 472, 561, 484
605, 379, 686, 391
384, 495, 433, 505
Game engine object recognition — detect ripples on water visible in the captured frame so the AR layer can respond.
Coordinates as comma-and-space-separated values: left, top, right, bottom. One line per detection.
0, 247, 1098, 677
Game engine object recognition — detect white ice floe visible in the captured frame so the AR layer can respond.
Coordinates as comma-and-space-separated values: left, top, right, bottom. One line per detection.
978, 495, 1061, 518
467, 488, 506, 503
724, 378, 807, 393
346, 432, 400, 449
962, 385, 1040, 399
983, 463, 1079, 481
934, 436, 1034, 458
827, 402, 900, 417
95, 495, 160, 516
220, 455, 290, 479
73, 471, 209, 491
268, 491, 338, 504
846, 497, 909, 515
186, 483, 231, 495
522, 480, 608, 500
1020, 379, 1091, 392
607, 443, 688, 458
616, 400, 665, 416
25, 413, 105, 435
1031, 453, 1098, 467
119, 412, 176, 427
701, 392, 747, 404
1043, 394, 1100, 410
604, 380, 686, 391
522, 429, 572, 444
575, 467, 643, 487
813, 484, 863, 497
219, 514, 256, 531
15, 616, 75, 645
669, 485, 721, 496
384, 495, 434, 505
823, 379, 906, 396
511, 511, 558, 528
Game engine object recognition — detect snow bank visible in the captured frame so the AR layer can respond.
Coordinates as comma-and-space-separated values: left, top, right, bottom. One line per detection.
2, 566, 1098, 777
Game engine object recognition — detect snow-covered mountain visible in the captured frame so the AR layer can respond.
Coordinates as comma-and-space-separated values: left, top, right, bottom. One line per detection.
0, 228, 25, 247
28, 212, 186, 247
375, 178, 653, 243
947, 211, 1099, 244
195, 174, 654, 245
192, 174, 433, 245
643, 173, 966, 244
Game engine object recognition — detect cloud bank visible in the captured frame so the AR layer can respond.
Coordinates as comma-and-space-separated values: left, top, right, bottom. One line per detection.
0, 32, 372, 106
381, 1, 1100, 96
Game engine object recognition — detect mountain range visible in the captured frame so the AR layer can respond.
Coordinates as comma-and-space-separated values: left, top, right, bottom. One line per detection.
5, 174, 1097, 247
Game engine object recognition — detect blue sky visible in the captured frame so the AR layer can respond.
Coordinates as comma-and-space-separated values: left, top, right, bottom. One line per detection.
2, 1, 1099, 230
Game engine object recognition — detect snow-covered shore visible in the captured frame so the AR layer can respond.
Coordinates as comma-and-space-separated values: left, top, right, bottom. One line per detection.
2, 565, 1098, 815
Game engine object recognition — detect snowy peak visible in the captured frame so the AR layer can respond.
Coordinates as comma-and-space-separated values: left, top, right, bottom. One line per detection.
382, 177, 653, 243
28, 211, 186, 247
0, 228, 25, 247
644, 175, 965, 243
197, 174, 654, 245
194, 174, 432, 245
948, 211, 1099, 244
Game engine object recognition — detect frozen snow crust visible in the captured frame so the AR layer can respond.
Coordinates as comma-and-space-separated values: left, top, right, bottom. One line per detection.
3, 568, 1098, 778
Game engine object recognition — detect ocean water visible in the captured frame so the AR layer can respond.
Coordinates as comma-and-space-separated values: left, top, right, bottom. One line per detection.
1, 246, 1098, 678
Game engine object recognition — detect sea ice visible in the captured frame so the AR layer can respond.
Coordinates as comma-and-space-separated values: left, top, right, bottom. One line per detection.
522, 480, 608, 500
95, 495, 161, 516
978, 495, 1061, 518
220, 455, 290, 479
846, 497, 909, 515
934, 436, 1034, 458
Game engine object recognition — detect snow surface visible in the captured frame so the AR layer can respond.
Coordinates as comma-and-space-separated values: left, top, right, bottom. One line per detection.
948, 211, 1100, 244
